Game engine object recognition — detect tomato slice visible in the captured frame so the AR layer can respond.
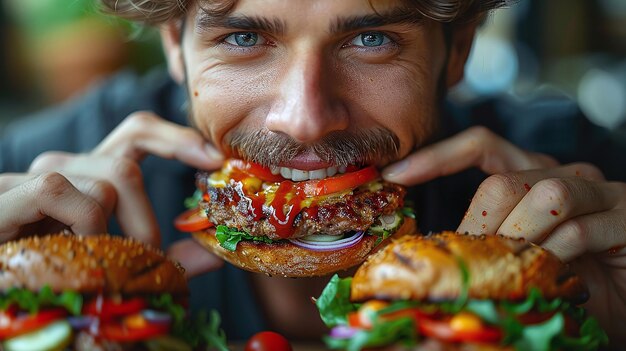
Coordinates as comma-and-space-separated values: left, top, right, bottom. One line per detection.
418, 317, 502, 343
0, 308, 66, 339
301, 166, 379, 197
83, 297, 147, 321
227, 159, 285, 182
100, 320, 170, 342
227, 159, 379, 196
174, 208, 213, 232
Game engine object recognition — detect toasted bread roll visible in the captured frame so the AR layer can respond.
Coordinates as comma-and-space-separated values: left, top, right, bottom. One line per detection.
193, 217, 417, 277
351, 232, 588, 303
0, 233, 188, 295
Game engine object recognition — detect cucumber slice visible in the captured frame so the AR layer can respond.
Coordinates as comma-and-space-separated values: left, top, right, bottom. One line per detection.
299, 234, 345, 242
369, 211, 403, 235
3, 320, 72, 351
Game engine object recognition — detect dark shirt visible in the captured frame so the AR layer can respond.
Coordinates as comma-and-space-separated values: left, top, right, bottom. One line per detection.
1, 67, 624, 340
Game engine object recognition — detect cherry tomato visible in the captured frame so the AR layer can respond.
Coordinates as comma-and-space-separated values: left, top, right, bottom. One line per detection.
228, 159, 285, 182
174, 208, 213, 232
0, 308, 66, 339
300, 166, 379, 197
83, 297, 147, 321
100, 319, 170, 342
245, 331, 293, 351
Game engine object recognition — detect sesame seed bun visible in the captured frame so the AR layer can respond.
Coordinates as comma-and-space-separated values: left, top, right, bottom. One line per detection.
192, 217, 417, 278
0, 233, 188, 296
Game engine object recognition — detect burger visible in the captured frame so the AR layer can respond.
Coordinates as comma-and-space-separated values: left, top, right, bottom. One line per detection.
315, 232, 609, 351
0, 233, 228, 351
177, 159, 415, 277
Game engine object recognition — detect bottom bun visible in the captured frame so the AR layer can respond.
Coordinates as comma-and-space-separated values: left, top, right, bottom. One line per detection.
192, 217, 416, 278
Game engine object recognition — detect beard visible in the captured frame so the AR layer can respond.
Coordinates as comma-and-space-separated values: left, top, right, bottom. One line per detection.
223, 127, 401, 167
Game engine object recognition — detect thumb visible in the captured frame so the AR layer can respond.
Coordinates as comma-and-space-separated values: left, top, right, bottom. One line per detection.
167, 239, 224, 278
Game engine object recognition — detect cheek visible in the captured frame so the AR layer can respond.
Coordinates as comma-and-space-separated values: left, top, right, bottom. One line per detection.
341, 59, 442, 158
345, 29, 446, 158
186, 59, 271, 150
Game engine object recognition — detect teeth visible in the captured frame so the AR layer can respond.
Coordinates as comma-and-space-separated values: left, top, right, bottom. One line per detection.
274, 165, 354, 181
291, 169, 309, 181
309, 169, 327, 180
280, 167, 292, 179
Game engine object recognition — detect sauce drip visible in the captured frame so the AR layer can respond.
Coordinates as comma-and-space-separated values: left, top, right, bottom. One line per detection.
225, 171, 319, 238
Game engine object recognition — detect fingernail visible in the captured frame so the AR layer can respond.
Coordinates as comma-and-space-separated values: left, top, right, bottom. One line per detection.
204, 143, 224, 162
383, 159, 409, 179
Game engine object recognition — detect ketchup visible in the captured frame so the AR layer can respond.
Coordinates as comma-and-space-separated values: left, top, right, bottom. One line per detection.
221, 169, 318, 238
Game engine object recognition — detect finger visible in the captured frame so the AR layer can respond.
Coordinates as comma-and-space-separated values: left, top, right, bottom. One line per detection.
457, 163, 606, 235
54, 156, 160, 246
383, 126, 559, 185
24, 152, 159, 246
28, 151, 75, 174
166, 239, 224, 278
541, 209, 626, 262
93, 111, 223, 170
0, 173, 108, 241
496, 178, 622, 242
0, 173, 117, 218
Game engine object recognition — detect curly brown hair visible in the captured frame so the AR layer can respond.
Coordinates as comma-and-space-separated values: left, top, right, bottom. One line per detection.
98, 0, 515, 25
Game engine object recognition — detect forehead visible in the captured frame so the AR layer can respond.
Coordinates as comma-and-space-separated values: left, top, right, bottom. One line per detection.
193, 0, 423, 31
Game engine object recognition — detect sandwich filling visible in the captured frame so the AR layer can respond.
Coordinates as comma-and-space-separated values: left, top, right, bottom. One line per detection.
179, 159, 412, 252
316, 274, 608, 351
0, 287, 228, 351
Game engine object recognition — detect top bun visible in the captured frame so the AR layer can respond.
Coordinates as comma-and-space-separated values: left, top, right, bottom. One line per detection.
0, 233, 188, 296
351, 232, 588, 304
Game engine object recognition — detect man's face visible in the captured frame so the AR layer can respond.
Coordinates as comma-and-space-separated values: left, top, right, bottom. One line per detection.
174, 0, 459, 177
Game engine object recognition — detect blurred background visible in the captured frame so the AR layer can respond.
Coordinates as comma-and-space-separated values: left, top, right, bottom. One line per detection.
0, 0, 625, 133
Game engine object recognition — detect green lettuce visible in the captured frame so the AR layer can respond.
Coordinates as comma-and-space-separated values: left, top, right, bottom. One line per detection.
0, 286, 82, 315
215, 225, 275, 251
150, 294, 229, 351
316, 275, 358, 327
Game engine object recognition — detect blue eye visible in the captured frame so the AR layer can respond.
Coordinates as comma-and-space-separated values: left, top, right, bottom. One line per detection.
351, 32, 390, 47
224, 32, 266, 47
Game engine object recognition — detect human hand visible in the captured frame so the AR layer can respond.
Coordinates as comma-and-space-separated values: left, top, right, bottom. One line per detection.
382, 126, 626, 342
2, 111, 224, 276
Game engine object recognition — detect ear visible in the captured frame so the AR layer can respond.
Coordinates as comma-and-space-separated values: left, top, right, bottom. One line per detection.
160, 21, 185, 84
445, 22, 479, 88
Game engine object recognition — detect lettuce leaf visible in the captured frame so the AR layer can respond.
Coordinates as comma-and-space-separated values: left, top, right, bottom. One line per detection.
325, 316, 416, 351
0, 286, 83, 315
150, 294, 229, 351
315, 275, 358, 327
184, 189, 203, 210
215, 225, 275, 251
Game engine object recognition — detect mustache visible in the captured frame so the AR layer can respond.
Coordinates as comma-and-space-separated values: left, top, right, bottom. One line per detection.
226, 128, 400, 167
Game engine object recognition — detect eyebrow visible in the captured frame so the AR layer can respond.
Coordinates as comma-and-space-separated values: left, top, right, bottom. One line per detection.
195, 7, 424, 35
197, 12, 286, 35
330, 9, 426, 34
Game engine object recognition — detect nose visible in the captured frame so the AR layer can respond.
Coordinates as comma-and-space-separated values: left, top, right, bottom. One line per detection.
265, 48, 348, 143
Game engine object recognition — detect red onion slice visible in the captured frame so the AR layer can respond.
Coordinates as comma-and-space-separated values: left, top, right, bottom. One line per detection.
288, 231, 364, 251
330, 325, 359, 339
68, 315, 97, 329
